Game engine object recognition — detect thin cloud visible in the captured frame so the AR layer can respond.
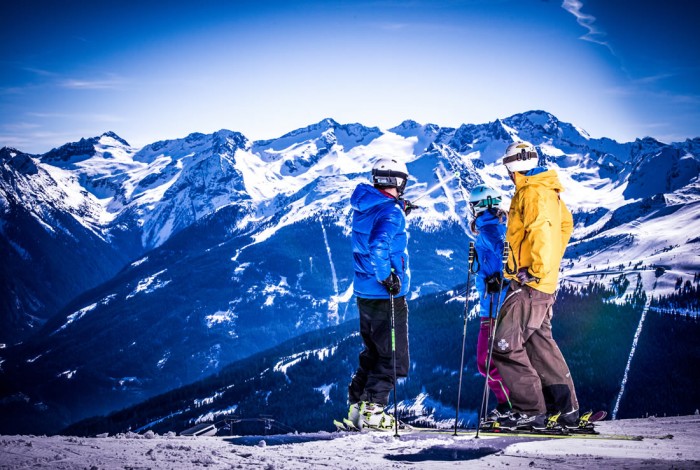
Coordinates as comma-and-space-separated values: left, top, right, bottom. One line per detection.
22, 67, 58, 77
561, 0, 614, 54
59, 77, 125, 90
26, 112, 124, 122
0, 130, 82, 151
606, 81, 700, 105
633, 73, 676, 86
0, 86, 28, 95
1, 67, 126, 93
1, 122, 42, 131
376, 22, 412, 31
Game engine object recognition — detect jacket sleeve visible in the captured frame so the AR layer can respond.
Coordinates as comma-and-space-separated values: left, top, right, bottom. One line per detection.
369, 205, 401, 282
560, 197, 573, 258
481, 224, 505, 277
522, 187, 552, 280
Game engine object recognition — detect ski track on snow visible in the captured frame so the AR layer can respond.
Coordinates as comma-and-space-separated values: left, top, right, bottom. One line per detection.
612, 295, 652, 420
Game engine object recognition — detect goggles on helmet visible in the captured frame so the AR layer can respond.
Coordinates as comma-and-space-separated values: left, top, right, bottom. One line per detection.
372, 169, 408, 195
502, 149, 539, 166
469, 195, 502, 215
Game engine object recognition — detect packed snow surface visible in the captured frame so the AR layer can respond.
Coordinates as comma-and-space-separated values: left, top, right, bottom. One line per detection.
0, 415, 697, 469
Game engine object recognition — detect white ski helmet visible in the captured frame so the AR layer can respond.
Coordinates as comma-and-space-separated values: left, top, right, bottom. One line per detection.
371, 158, 409, 195
468, 184, 502, 216
502, 141, 539, 173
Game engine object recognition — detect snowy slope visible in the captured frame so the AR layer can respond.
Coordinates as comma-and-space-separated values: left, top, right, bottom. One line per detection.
0, 415, 698, 469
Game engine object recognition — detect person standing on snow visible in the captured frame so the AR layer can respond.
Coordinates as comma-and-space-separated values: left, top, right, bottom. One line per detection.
346, 157, 413, 430
491, 141, 579, 430
467, 184, 512, 423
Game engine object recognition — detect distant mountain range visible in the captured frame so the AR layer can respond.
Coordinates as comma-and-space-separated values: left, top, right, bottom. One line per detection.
1, 110, 698, 434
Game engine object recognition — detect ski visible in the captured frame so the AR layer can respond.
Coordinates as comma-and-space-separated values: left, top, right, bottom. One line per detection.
332, 418, 412, 434
478, 429, 643, 441
333, 419, 644, 441
410, 426, 644, 441
562, 410, 606, 434
479, 419, 572, 436
410, 411, 645, 441
578, 410, 607, 427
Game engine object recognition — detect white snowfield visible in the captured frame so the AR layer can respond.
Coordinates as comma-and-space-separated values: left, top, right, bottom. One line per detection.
0, 415, 697, 469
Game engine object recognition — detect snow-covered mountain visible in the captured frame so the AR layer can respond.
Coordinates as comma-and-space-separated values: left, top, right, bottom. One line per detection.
0, 144, 138, 342
0, 111, 698, 434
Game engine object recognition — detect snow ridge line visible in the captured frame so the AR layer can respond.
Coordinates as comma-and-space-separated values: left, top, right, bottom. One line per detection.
435, 162, 471, 240
612, 295, 652, 420
320, 219, 339, 298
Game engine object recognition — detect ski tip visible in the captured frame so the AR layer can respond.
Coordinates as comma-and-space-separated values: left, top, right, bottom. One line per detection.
333, 420, 347, 432
342, 418, 361, 432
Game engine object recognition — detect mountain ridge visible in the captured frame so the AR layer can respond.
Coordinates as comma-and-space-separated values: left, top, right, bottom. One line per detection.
1, 110, 698, 434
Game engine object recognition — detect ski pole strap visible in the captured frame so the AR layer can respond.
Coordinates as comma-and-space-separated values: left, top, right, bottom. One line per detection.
503, 241, 517, 275
502, 241, 510, 262
468, 242, 480, 274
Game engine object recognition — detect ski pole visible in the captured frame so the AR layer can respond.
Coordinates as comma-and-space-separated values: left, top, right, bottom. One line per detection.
454, 241, 478, 435
390, 292, 399, 438
476, 241, 510, 439
477, 295, 495, 427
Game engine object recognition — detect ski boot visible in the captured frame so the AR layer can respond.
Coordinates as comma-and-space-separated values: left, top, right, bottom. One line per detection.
342, 402, 362, 431
480, 403, 511, 430
557, 409, 580, 429
360, 402, 395, 431
486, 403, 512, 422
497, 411, 547, 431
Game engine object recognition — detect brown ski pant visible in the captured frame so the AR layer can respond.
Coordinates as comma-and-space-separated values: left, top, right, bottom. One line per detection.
491, 284, 579, 416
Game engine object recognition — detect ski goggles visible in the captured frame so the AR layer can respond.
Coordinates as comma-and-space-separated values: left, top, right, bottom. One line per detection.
502, 149, 539, 165
469, 196, 501, 214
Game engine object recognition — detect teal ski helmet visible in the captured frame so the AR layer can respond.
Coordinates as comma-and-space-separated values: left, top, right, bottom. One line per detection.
468, 184, 502, 216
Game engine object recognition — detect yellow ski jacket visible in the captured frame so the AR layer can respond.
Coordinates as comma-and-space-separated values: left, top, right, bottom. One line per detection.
504, 169, 573, 294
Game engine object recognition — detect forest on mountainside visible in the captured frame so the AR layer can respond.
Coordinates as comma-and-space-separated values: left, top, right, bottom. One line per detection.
65, 278, 699, 437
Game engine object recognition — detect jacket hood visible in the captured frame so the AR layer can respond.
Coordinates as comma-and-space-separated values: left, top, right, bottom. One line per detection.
351, 183, 395, 212
513, 169, 565, 192
475, 209, 503, 229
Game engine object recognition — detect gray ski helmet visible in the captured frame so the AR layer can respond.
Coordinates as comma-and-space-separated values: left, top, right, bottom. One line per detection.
468, 184, 502, 216
371, 158, 409, 195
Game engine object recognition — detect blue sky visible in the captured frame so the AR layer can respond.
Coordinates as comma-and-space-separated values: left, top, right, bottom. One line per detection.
1, 0, 698, 153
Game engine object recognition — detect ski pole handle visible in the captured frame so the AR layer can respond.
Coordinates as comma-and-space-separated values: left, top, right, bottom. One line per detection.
468, 241, 475, 264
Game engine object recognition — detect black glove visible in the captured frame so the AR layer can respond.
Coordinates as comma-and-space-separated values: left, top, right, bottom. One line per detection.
380, 272, 401, 295
485, 272, 502, 294
401, 199, 417, 216
516, 267, 538, 285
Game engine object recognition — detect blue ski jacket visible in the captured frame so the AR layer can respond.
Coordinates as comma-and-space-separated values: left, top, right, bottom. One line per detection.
474, 209, 509, 318
351, 183, 410, 299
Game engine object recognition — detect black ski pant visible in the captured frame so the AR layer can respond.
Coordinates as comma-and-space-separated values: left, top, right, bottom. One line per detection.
348, 296, 409, 406
491, 284, 579, 416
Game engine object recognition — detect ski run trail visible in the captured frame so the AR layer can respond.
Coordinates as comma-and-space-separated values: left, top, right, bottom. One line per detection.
1, 415, 698, 469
